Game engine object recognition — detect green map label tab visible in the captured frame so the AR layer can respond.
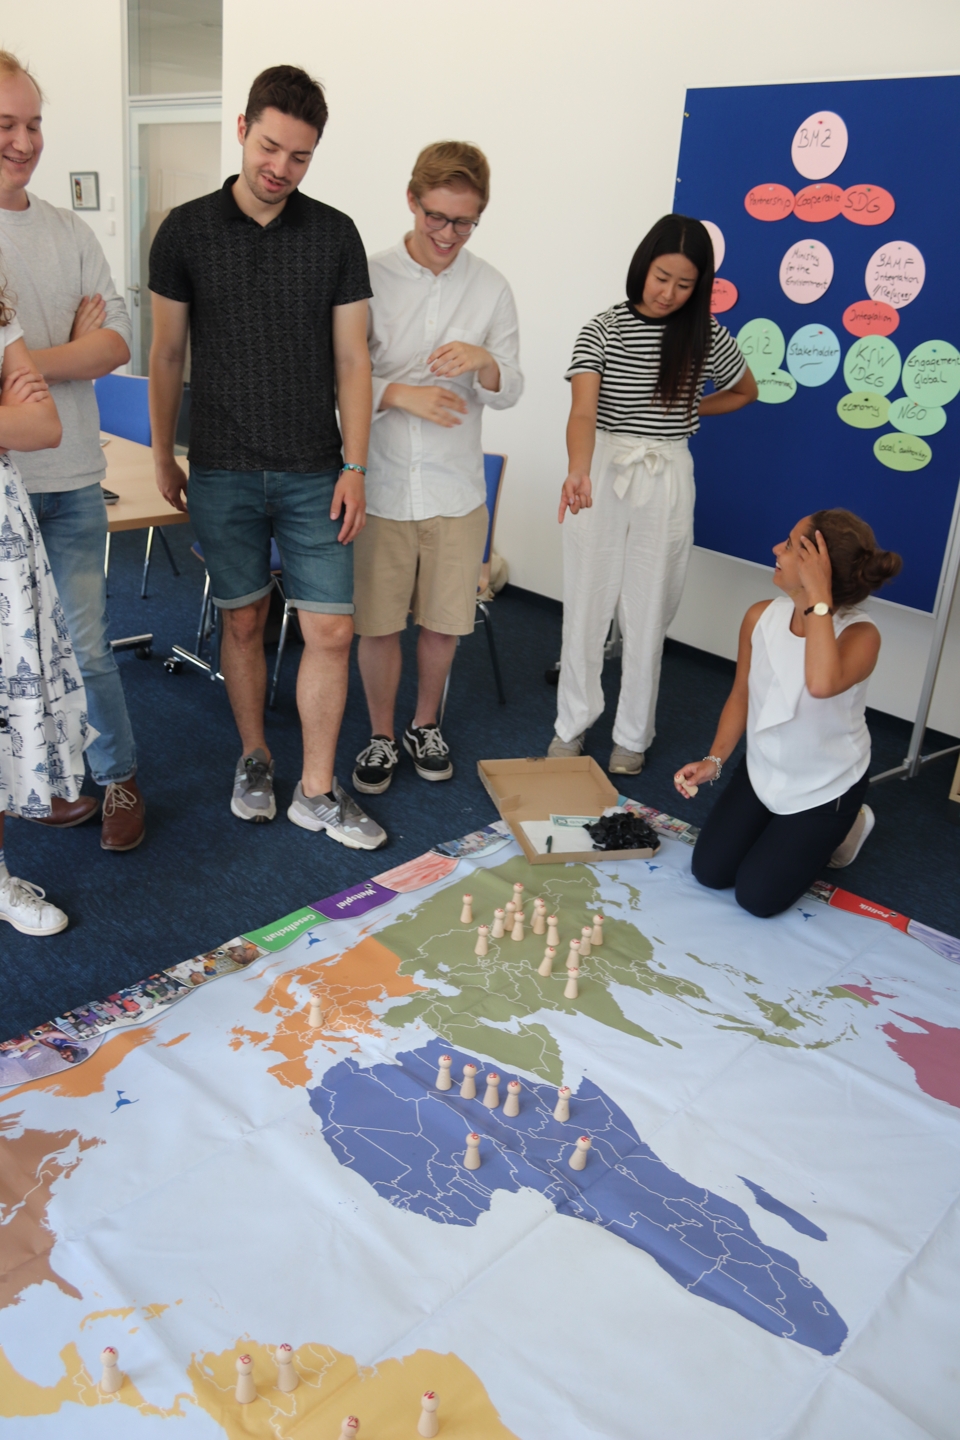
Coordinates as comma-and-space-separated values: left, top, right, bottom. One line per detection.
244, 907, 328, 952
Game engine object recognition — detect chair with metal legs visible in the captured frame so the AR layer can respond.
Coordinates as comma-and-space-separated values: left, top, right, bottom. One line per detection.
439, 452, 508, 721
165, 539, 286, 694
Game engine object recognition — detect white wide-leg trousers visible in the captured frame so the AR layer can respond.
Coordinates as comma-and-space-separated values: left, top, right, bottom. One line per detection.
555, 429, 695, 754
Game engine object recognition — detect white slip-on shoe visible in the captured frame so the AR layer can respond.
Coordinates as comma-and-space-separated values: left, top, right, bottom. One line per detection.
828, 805, 876, 868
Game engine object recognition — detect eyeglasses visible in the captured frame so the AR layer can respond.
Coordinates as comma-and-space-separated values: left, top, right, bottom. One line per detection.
415, 197, 480, 238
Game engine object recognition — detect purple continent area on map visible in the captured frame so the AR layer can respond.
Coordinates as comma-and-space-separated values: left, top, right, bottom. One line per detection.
309, 1038, 847, 1355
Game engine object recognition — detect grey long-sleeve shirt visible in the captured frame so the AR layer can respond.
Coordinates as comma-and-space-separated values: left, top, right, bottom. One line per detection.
0, 192, 132, 493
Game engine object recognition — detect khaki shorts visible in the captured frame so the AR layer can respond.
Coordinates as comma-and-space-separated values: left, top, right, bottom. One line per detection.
353, 505, 488, 637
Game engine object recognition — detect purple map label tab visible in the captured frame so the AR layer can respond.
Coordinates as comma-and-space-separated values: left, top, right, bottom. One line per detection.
311, 879, 397, 922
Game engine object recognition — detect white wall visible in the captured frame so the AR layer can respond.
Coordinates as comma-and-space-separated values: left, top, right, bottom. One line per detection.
8, 1, 960, 732
220, 0, 960, 734
2, 0, 127, 292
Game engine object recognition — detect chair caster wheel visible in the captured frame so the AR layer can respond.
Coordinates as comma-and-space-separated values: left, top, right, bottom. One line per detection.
163, 657, 183, 674
135, 644, 153, 660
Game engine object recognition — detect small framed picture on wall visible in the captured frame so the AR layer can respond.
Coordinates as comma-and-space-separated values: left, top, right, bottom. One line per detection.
70, 172, 100, 210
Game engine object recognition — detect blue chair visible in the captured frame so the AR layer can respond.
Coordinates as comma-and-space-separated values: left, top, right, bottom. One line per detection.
476, 452, 507, 703
94, 372, 181, 598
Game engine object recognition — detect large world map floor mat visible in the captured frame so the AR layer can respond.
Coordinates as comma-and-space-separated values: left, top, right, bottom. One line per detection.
1, 809, 959, 1438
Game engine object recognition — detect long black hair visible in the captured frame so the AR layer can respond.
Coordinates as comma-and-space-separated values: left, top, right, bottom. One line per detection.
625, 214, 715, 419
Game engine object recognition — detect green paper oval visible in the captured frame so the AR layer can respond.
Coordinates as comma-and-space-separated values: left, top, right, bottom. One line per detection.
901, 340, 960, 407
756, 369, 797, 404
873, 431, 932, 471
843, 335, 901, 396
837, 392, 889, 429
736, 318, 785, 378
887, 395, 947, 437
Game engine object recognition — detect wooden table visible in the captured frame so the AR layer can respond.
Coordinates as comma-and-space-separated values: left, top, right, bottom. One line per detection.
101, 432, 189, 533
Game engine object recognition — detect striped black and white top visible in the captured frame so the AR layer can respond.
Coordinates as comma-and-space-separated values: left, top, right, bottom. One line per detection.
565, 302, 747, 439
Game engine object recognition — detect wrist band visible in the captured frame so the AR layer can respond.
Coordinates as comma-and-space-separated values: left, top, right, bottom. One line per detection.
340, 463, 367, 476
703, 755, 723, 783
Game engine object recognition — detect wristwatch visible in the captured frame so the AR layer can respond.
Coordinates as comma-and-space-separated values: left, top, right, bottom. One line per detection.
804, 601, 833, 616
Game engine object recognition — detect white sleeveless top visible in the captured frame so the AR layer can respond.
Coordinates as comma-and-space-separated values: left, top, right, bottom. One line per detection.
746, 595, 873, 815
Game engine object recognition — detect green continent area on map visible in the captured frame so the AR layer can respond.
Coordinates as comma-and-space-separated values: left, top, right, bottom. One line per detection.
309, 1038, 847, 1355
374, 855, 707, 1083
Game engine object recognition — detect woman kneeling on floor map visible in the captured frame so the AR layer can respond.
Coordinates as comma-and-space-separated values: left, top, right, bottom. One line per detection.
674, 508, 901, 918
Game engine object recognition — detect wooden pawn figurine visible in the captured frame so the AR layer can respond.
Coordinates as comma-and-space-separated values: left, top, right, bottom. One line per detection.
474, 924, 489, 957
569, 1135, 592, 1171
591, 912, 605, 946
418, 1391, 440, 1438
275, 1343, 298, 1393
504, 899, 516, 929
308, 993, 324, 1029
512, 882, 525, 912
339, 1418, 360, 1439
538, 945, 556, 978
460, 894, 473, 925
503, 1079, 521, 1117
532, 898, 546, 935
553, 1085, 571, 1123
460, 1063, 478, 1099
565, 938, 581, 972
99, 1346, 122, 1394
483, 1072, 501, 1108
564, 968, 580, 1000
546, 915, 560, 948
579, 925, 592, 957
491, 908, 506, 939
436, 1055, 453, 1090
464, 1132, 481, 1169
235, 1355, 256, 1404
510, 910, 525, 941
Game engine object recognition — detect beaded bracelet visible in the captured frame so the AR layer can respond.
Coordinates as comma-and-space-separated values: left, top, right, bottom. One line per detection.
340, 463, 367, 476
703, 755, 723, 783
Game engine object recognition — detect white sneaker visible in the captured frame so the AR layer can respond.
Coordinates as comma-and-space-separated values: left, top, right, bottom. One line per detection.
828, 805, 876, 869
0, 873, 69, 936
609, 744, 645, 775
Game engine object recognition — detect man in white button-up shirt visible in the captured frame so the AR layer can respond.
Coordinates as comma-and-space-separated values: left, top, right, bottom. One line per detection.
351, 142, 522, 796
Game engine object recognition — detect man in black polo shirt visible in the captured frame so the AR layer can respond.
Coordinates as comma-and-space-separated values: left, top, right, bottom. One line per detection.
148, 65, 386, 850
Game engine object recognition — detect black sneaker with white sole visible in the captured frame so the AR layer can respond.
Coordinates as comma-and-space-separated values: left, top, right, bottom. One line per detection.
353, 735, 400, 794
402, 722, 453, 781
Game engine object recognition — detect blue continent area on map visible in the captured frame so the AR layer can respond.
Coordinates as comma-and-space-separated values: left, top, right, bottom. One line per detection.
740, 1177, 828, 1242
309, 1039, 847, 1355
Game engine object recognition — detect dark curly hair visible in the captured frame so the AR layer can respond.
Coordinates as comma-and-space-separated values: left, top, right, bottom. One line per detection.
807, 508, 902, 607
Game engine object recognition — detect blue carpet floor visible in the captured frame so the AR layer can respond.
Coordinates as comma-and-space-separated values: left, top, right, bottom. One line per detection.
1, 520, 958, 1043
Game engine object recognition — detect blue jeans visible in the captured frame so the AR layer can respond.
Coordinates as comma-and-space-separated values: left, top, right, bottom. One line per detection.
30, 483, 137, 786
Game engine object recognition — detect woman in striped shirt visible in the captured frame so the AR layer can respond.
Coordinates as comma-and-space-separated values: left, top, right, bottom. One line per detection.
548, 214, 757, 774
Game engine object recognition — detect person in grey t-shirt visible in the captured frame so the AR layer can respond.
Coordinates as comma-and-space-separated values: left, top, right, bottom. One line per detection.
0, 51, 145, 852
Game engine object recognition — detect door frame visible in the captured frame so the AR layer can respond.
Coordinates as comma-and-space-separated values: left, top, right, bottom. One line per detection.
127, 95, 221, 373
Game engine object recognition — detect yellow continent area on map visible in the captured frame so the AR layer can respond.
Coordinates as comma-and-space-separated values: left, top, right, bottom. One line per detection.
0, 1334, 518, 1438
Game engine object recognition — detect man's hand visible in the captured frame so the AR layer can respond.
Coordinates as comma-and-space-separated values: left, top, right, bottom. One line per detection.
1, 366, 52, 406
70, 294, 107, 341
385, 383, 467, 428
331, 468, 366, 544
155, 454, 188, 513
428, 340, 490, 379
558, 471, 593, 523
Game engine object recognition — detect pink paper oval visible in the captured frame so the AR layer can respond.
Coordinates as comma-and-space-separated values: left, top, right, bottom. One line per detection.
744, 183, 795, 221
842, 299, 900, 338
793, 183, 844, 223
710, 278, 738, 314
842, 184, 896, 227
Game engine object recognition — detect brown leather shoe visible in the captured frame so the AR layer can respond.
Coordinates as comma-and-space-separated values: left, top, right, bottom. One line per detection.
25, 794, 100, 828
101, 777, 146, 852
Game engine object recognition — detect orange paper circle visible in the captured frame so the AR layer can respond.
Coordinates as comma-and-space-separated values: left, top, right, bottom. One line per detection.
744, 183, 795, 221
841, 184, 896, 227
842, 299, 900, 338
710, 278, 738, 314
793, 183, 844, 223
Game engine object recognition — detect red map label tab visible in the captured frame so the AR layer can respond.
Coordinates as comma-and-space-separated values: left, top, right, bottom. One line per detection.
828, 887, 910, 932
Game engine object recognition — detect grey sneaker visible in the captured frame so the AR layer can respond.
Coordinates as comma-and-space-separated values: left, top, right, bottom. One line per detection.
287, 776, 387, 850
609, 744, 645, 775
547, 731, 585, 758
231, 749, 277, 823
